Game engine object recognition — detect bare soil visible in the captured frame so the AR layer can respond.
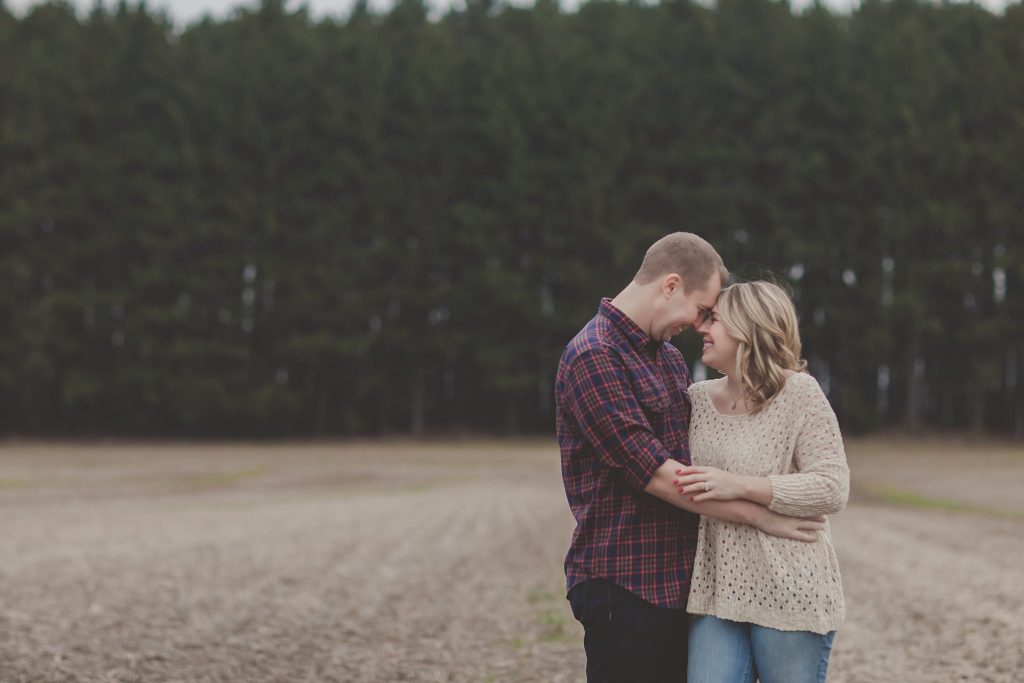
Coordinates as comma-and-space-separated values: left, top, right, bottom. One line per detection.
0, 438, 1020, 682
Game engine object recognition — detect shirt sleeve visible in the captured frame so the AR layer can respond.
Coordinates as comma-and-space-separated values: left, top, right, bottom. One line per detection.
767, 375, 851, 517
561, 347, 672, 492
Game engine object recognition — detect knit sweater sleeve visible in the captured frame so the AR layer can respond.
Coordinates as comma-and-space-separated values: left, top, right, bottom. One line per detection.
767, 374, 850, 517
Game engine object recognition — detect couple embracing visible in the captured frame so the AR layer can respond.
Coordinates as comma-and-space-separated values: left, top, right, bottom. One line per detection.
555, 233, 848, 683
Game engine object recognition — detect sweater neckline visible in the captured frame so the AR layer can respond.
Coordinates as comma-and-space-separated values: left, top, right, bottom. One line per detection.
704, 373, 802, 418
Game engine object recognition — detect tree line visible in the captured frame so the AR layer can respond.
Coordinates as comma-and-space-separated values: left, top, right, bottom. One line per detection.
1, 0, 1022, 437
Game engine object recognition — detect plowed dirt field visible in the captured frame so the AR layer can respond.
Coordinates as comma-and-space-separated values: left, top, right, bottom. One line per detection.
0, 439, 1020, 682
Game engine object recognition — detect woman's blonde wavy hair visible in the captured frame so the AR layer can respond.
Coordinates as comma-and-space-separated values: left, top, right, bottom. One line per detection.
715, 280, 808, 414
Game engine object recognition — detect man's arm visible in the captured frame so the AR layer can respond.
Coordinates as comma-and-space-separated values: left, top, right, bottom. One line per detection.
561, 348, 679, 492
644, 461, 825, 542
561, 348, 822, 541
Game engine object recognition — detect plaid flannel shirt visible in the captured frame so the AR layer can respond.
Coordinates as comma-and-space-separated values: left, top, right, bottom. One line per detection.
556, 298, 698, 609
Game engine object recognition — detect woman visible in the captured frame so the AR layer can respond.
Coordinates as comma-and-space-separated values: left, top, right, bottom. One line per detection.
673, 281, 849, 683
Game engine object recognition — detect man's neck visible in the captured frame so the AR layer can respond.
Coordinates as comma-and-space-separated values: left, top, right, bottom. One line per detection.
610, 283, 654, 337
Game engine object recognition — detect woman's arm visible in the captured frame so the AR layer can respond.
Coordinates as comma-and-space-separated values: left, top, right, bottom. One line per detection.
673, 466, 774, 506
765, 378, 850, 516
674, 376, 850, 517
645, 461, 825, 542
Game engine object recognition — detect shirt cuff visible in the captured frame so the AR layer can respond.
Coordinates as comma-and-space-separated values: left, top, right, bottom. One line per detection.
624, 439, 671, 492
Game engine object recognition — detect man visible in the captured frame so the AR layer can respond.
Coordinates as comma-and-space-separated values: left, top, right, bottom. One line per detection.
555, 233, 824, 682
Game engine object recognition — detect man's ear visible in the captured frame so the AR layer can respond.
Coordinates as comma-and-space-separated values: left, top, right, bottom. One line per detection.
662, 273, 683, 297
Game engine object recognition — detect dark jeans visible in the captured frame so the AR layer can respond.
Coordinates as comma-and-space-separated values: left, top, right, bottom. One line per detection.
568, 578, 689, 683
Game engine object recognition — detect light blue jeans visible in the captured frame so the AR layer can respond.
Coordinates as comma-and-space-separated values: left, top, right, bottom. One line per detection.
688, 615, 835, 683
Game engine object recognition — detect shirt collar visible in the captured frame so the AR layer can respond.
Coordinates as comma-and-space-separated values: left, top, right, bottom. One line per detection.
598, 298, 659, 353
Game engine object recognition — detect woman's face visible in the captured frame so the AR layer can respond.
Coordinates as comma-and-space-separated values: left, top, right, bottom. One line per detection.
698, 306, 740, 374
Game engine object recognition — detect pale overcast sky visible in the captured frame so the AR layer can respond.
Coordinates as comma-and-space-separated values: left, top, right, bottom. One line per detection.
5, 0, 1011, 28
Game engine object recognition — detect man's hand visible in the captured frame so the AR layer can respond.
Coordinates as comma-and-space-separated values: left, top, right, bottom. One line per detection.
753, 508, 826, 542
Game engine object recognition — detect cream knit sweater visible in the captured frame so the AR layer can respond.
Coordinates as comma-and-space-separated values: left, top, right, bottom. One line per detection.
685, 372, 849, 634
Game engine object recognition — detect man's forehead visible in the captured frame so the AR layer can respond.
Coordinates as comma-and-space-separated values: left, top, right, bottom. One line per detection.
697, 288, 719, 308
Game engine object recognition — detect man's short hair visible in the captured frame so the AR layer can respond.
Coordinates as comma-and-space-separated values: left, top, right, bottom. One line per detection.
633, 232, 728, 292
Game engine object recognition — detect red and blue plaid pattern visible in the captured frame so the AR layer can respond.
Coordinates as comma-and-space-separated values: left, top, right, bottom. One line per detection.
556, 299, 698, 609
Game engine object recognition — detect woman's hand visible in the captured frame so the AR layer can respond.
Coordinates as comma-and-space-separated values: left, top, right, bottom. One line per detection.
674, 466, 754, 502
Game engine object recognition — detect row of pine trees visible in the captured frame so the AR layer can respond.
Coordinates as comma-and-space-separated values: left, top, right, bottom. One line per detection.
2, 0, 1022, 436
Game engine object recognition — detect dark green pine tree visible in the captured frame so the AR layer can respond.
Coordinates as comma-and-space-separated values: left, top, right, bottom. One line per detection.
0, 1, 126, 434
0, 0, 1020, 437
359, 0, 455, 435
